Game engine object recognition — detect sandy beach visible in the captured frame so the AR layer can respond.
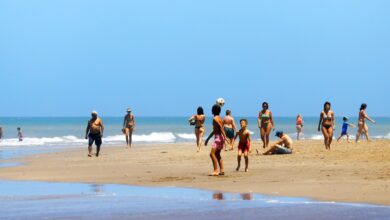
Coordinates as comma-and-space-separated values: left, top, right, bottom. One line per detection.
1, 140, 390, 205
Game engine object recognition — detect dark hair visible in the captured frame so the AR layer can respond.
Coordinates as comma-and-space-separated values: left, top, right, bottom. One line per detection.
212, 104, 221, 116
226, 110, 231, 115
343, 117, 348, 121
323, 101, 331, 111
197, 107, 204, 115
240, 118, 248, 124
360, 103, 367, 111
262, 102, 269, 109
17, 127, 20, 130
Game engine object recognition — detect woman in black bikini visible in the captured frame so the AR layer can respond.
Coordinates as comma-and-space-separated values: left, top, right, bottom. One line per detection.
318, 101, 335, 150
189, 107, 205, 152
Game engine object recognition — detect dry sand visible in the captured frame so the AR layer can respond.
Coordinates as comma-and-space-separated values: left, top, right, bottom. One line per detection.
1, 140, 390, 205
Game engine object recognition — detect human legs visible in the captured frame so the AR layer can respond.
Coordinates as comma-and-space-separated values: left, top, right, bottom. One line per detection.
236, 149, 242, 171
215, 149, 224, 175
322, 126, 330, 150
210, 148, 219, 175
265, 124, 272, 148
260, 127, 266, 148
195, 128, 200, 151
244, 150, 249, 172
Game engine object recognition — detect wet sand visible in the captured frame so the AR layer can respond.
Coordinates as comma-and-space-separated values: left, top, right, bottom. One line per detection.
1, 140, 390, 205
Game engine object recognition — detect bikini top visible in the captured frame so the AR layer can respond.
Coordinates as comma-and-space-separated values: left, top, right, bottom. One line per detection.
322, 111, 333, 120
260, 111, 270, 119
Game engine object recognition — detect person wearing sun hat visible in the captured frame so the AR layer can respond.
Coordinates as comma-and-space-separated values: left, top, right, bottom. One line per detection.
85, 110, 104, 157
260, 130, 293, 155
123, 107, 135, 148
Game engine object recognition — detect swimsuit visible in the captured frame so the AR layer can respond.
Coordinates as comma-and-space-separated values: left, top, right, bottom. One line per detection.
260, 112, 271, 129
124, 115, 134, 129
238, 141, 250, 152
341, 122, 348, 135
322, 111, 333, 130
224, 127, 235, 139
212, 133, 225, 150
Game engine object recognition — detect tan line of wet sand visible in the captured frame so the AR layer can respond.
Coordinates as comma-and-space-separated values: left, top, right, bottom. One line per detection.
1, 140, 390, 205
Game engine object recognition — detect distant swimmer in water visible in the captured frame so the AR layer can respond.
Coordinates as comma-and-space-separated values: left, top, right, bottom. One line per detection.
258, 102, 274, 149
0, 126, 3, 140
318, 101, 335, 150
85, 111, 104, 157
123, 108, 135, 148
337, 117, 355, 143
223, 110, 237, 151
356, 103, 375, 143
296, 114, 304, 140
189, 107, 205, 152
17, 127, 23, 142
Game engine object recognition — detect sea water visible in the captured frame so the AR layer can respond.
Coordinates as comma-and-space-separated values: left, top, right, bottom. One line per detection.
0, 117, 389, 148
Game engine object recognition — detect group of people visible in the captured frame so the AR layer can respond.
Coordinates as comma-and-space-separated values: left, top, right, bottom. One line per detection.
0, 126, 24, 142
189, 99, 375, 176
189, 99, 293, 176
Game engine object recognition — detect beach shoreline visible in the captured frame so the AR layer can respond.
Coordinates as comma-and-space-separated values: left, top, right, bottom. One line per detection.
1, 140, 390, 205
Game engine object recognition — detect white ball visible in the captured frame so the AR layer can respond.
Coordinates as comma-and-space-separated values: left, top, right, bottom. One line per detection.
216, 98, 225, 107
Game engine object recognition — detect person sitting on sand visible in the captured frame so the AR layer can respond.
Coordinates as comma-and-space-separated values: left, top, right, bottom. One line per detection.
85, 111, 104, 157
123, 108, 135, 148
260, 131, 293, 155
17, 127, 23, 142
188, 106, 205, 152
223, 110, 237, 151
258, 102, 274, 149
234, 119, 251, 172
356, 103, 376, 142
205, 104, 226, 176
337, 117, 355, 143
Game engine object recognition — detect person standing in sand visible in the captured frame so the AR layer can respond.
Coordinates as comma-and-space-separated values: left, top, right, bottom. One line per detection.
296, 114, 304, 140
258, 102, 274, 149
223, 110, 237, 151
356, 103, 376, 142
261, 131, 293, 155
85, 111, 104, 157
123, 108, 135, 148
318, 101, 335, 150
189, 107, 206, 152
337, 117, 355, 143
205, 104, 226, 176
234, 119, 251, 172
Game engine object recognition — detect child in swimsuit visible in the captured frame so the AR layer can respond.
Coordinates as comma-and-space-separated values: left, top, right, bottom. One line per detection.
337, 117, 355, 143
234, 119, 251, 172
205, 104, 226, 176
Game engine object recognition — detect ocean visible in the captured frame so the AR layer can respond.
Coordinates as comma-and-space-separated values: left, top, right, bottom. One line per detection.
0, 117, 389, 148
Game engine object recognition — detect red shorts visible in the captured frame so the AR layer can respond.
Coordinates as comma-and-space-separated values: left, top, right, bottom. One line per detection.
238, 141, 250, 152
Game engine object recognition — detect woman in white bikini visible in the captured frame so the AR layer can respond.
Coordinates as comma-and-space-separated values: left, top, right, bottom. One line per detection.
356, 103, 375, 142
318, 102, 335, 150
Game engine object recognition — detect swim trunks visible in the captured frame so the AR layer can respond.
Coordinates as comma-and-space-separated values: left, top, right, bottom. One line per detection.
212, 133, 225, 150
88, 133, 102, 146
224, 127, 235, 139
274, 145, 292, 154
238, 141, 250, 152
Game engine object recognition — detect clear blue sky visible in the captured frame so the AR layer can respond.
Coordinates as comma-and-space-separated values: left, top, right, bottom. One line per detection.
0, 1, 389, 117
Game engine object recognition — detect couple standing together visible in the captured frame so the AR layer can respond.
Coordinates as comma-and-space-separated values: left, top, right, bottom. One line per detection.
85, 108, 135, 157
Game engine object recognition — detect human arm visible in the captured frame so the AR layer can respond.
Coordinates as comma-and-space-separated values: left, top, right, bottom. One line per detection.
365, 113, 375, 124
257, 112, 261, 128
205, 131, 214, 146
123, 116, 127, 129
332, 111, 336, 130
100, 119, 104, 137
85, 121, 90, 139
270, 111, 275, 130
347, 123, 356, 128
318, 113, 323, 132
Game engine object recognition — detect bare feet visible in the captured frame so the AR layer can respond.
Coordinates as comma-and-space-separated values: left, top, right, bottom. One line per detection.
88, 154, 92, 157
245, 168, 248, 172
236, 165, 240, 171
219, 172, 225, 176
209, 172, 219, 176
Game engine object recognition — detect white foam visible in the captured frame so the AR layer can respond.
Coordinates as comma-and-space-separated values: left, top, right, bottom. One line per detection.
106, 132, 176, 143
176, 133, 196, 140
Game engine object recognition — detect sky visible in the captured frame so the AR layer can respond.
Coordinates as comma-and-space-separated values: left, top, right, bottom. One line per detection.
0, 1, 389, 117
